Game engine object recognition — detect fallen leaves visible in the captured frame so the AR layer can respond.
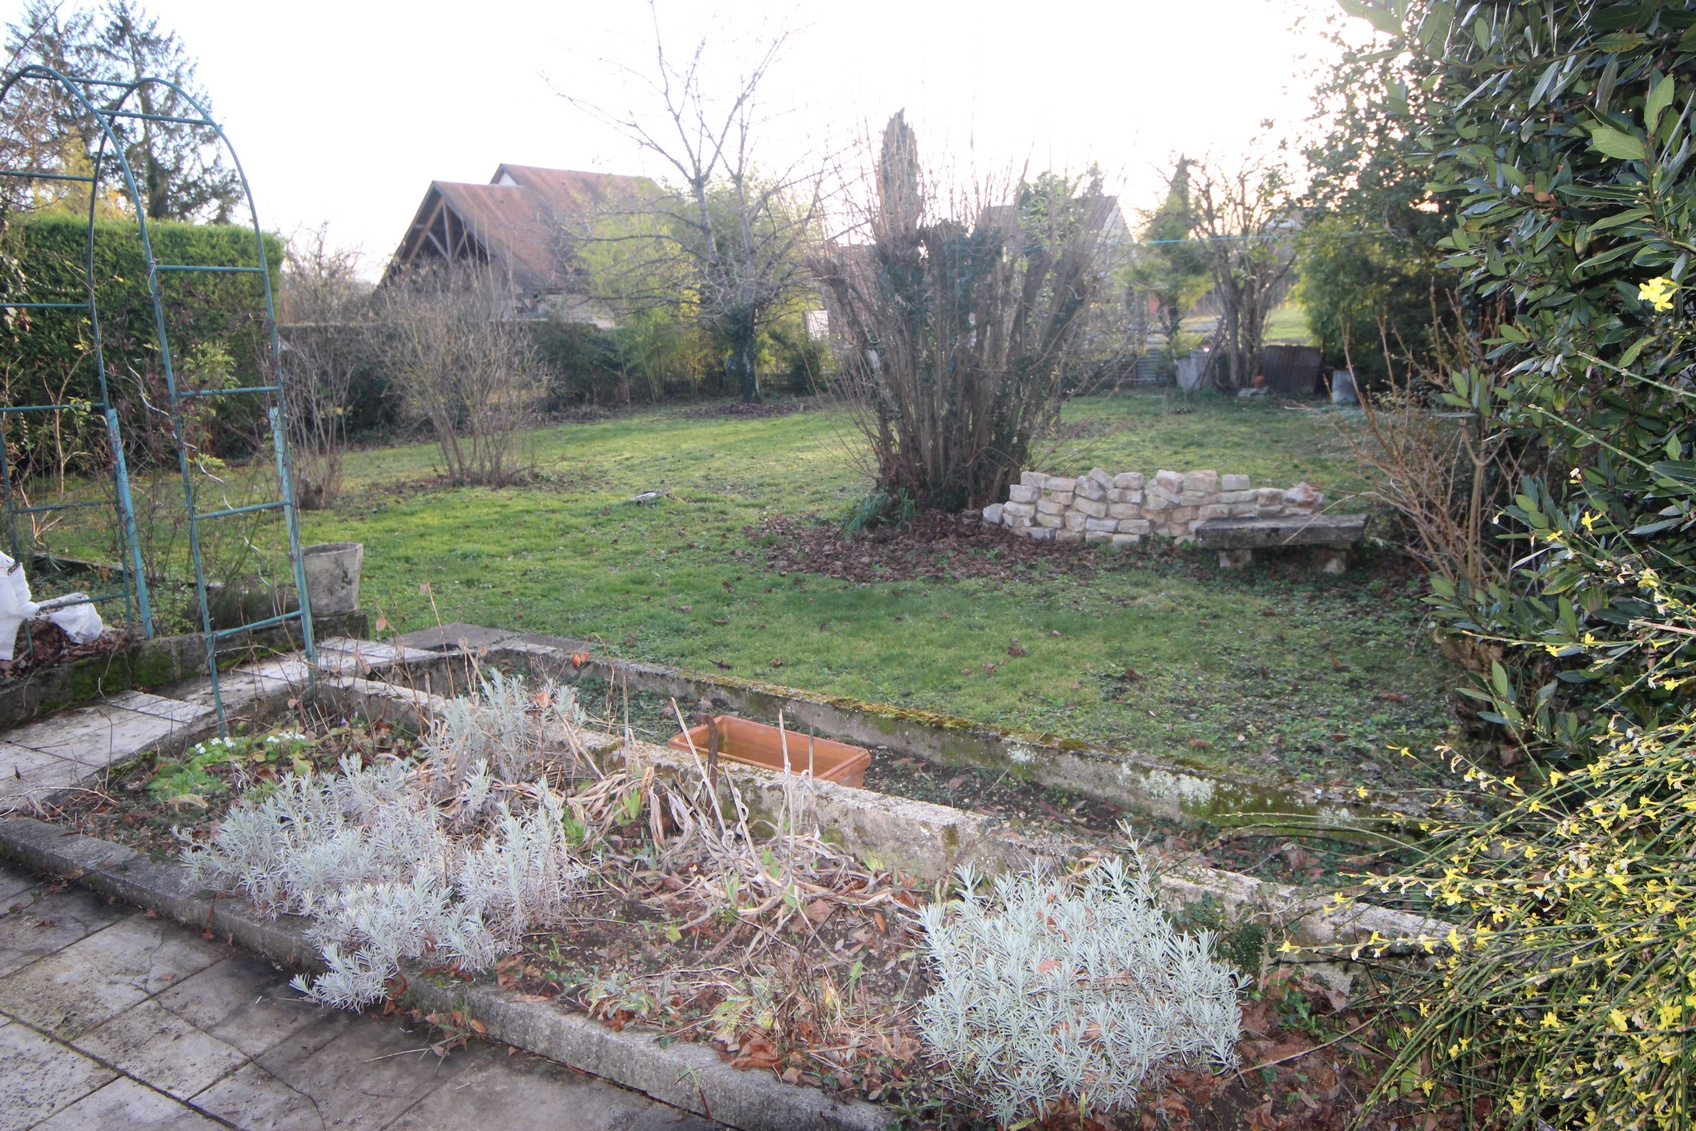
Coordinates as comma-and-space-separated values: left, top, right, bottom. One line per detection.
730, 1033, 782, 1070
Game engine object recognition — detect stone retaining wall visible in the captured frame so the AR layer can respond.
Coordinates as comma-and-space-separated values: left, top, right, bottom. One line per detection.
981, 468, 1325, 544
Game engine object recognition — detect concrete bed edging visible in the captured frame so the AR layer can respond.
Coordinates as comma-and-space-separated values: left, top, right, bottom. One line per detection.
316, 631, 1445, 961
0, 816, 887, 1131
383, 624, 1397, 842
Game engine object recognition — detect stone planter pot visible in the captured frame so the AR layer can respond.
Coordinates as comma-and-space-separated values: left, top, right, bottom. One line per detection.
1330, 367, 1360, 405
670, 715, 871, 787
302, 542, 363, 616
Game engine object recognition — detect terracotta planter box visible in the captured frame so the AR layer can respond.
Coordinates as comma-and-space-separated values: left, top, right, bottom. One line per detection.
669, 715, 871, 788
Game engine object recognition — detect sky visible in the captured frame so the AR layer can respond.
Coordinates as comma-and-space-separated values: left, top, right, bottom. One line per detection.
3, 0, 1345, 275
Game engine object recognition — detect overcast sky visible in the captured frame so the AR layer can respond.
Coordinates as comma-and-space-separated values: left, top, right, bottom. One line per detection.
4, 0, 1343, 274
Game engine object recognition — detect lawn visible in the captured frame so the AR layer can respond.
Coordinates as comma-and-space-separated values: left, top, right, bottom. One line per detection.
284, 390, 1459, 788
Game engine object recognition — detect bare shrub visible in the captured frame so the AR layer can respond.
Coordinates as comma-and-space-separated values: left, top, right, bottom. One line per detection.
377, 267, 543, 487
814, 112, 1114, 512
279, 228, 370, 510
1335, 311, 1522, 603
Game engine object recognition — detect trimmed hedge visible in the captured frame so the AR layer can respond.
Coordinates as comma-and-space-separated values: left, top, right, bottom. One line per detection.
0, 214, 283, 470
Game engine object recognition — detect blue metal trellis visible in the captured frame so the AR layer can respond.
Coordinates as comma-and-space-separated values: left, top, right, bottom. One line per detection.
0, 65, 314, 726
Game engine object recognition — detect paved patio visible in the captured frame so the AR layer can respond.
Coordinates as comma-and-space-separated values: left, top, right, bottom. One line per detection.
0, 859, 718, 1131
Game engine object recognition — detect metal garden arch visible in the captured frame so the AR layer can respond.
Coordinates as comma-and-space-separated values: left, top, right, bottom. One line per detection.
0, 64, 315, 729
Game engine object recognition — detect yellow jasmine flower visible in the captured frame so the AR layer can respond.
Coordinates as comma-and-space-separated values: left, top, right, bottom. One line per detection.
1638, 275, 1677, 311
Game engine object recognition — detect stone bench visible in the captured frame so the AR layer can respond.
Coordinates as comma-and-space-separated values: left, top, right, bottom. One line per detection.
1193, 513, 1368, 573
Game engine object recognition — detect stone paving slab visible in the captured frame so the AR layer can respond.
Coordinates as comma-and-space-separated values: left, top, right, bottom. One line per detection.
314, 638, 438, 677
0, 1016, 118, 1131
382, 1042, 707, 1131
70, 997, 250, 1099
0, 884, 128, 978
104, 690, 218, 726
390, 623, 519, 653
154, 951, 323, 1058
4, 701, 188, 763
0, 745, 82, 814
0, 911, 226, 1038
31, 1076, 226, 1131
0, 860, 723, 1130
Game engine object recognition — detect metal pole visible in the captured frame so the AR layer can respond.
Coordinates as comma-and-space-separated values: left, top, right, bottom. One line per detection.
270, 406, 314, 670
105, 409, 152, 636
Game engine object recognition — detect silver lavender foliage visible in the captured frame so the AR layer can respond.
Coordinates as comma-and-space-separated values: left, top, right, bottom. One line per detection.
186, 675, 588, 1010
917, 855, 1243, 1124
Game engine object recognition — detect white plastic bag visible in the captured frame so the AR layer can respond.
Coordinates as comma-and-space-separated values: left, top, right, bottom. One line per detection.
0, 553, 37, 662
37, 592, 104, 645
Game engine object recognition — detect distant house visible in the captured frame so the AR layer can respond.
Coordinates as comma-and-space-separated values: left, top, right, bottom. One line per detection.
381, 164, 661, 324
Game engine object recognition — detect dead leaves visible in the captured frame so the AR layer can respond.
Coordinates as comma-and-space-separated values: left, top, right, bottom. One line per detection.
728, 1033, 782, 1070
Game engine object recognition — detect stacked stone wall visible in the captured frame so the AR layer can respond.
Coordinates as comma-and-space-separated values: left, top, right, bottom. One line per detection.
981, 468, 1324, 545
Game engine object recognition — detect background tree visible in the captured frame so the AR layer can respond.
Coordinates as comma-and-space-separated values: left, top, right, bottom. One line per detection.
1297, 8, 1461, 387
566, 5, 821, 402
3, 0, 241, 222
1126, 158, 1210, 373
815, 112, 1112, 514
1187, 152, 1296, 392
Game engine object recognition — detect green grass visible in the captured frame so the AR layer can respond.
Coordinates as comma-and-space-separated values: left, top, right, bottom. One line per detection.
1044, 391, 1361, 492
279, 392, 1457, 787
1262, 300, 1315, 345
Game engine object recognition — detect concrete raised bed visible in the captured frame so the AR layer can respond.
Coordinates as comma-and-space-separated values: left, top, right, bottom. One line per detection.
389, 625, 1399, 842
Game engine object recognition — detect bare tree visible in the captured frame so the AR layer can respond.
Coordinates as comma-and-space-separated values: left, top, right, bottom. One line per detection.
279, 227, 368, 510
563, 3, 821, 402
814, 112, 1113, 513
377, 267, 543, 487
1188, 153, 1296, 393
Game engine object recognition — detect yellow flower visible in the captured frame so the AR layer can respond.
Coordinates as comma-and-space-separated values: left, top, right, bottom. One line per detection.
1610, 1008, 1630, 1032
1639, 275, 1678, 312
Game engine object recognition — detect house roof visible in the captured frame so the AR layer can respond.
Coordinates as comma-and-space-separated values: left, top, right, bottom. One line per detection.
382, 164, 662, 293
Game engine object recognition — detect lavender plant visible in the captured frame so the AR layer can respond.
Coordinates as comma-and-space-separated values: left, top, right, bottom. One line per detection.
186, 672, 592, 1010
420, 669, 588, 818
917, 855, 1243, 1125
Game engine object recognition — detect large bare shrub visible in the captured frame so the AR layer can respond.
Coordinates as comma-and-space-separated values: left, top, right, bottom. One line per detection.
814, 113, 1113, 513
564, 5, 822, 403
378, 267, 543, 487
